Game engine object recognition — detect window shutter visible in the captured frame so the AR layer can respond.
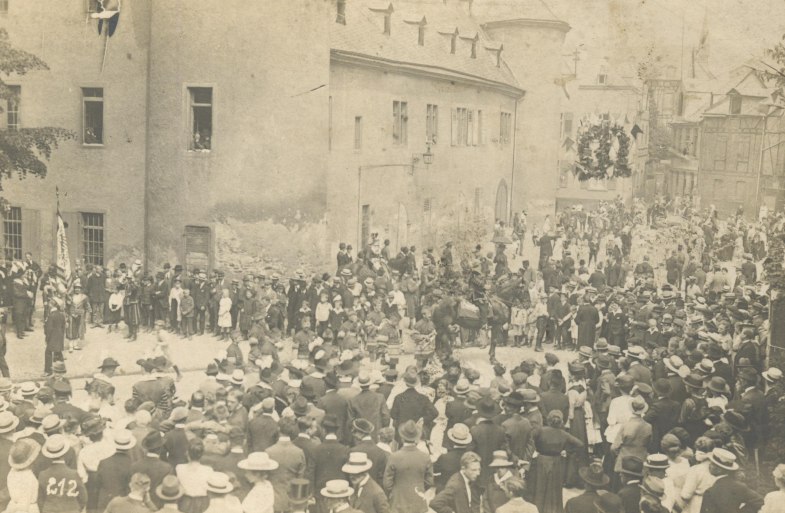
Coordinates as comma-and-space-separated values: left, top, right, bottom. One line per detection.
20, 208, 40, 260
467, 110, 474, 146
451, 109, 458, 146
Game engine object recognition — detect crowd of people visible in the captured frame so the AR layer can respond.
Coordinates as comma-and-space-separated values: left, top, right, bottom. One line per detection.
0, 198, 782, 513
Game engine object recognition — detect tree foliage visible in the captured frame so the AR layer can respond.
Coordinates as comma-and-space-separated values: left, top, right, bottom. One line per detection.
0, 28, 74, 209
762, 37, 785, 91
647, 94, 672, 161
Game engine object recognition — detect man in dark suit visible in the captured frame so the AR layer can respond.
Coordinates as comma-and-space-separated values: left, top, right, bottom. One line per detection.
470, 398, 506, 485
445, 380, 473, 429
130, 431, 173, 509
564, 461, 610, 513
430, 451, 483, 513
434, 424, 472, 492
351, 419, 388, 485
616, 456, 643, 513
344, 452, 389, 513
349, 372, 390, 438
390, 368, 438, 435
644, 379, 680, 453
190, 272, 210, 335
292, 417, 318, 485
732, 368, 768, 449
317, 373, 351, 444
663, 356, 688, 403
94, 431, 136, 512
700, 448, 763, 513
312, 415, 350, 493
247, 398, 280, 452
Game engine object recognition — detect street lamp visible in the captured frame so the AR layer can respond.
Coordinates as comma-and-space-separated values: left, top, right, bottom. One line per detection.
412, 142, 434, 166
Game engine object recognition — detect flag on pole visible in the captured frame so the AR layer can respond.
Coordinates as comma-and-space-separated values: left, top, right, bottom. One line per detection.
56, 210, 71, 283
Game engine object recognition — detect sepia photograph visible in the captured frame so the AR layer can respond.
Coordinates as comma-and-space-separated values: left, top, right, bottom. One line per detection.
0, 0, 785, 512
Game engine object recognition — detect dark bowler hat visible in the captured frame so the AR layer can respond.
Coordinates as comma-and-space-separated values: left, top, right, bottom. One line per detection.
620, 456, 644, 477
579, 461, 610, 487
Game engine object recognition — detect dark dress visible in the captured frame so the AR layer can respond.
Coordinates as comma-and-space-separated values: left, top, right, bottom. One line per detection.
564, 383, 590, 488
530, 426, 583, 513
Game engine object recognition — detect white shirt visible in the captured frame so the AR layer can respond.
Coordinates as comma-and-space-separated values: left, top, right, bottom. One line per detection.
243, 480, 274, 513
604, 394, 633, 441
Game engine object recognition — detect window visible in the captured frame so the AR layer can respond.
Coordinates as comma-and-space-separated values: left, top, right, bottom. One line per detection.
383, 11, 391, 35
354, 116, 362, 150
3, 207, 21, 261
597, 73, 607, 85
82, 88, 103, 145
714, 136, 727, 170
6, 85, 19, 131
393, 100, 408, 145
81, 212, 104, 266
418, 24, 425, 46
467, 110, 474, 146
426, 104, 438, 144
730, 95, 742, 115
450, 33, 457, 54
452, 108, 469, 146
0, 0, 8, 13
477, 110, 483, 145
736, 138, 750, 172
336, 0, 346, 24
500, 112, 512, 144
561, 112, 573, 138
188, 87, 212, 151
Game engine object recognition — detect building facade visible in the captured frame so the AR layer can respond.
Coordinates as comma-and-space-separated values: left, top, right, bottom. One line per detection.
2, 0, 569, 272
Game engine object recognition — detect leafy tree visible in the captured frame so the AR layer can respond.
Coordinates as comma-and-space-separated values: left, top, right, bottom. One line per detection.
0, 29, 74, 210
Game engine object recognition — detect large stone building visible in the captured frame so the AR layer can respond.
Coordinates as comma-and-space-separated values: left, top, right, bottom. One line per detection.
1, 0, 569, 272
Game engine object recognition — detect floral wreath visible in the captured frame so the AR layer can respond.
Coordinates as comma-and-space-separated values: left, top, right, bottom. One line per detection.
574, 118, 631, 181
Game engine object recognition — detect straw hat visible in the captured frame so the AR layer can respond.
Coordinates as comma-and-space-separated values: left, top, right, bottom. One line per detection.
206, 472, 234, 495
238, 452, 279, 471
707, 448, 739, 471
342, 452, 373, 474
41, 434, 70, 460
0, 412, 19, 435
446, 423, 472, 446
320, 479, 354, 499
157, 475, 185, 502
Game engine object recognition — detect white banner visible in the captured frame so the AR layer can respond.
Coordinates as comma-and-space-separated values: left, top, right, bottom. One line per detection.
56, 212, 71, 281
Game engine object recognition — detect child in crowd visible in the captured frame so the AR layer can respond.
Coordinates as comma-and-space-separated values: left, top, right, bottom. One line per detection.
510, 298, 528, 347
106, 285, 124, 333
180, 288, 195, 339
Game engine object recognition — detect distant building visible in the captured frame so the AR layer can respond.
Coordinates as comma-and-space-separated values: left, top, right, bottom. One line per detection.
555, 56, 639, 209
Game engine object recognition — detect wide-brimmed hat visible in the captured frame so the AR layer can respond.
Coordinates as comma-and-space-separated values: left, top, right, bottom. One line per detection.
98, 357, 120, 370
229, 369, 245, 386
447, 423, 472, 446
18, 382, 39, 397
488, 450, 514, 468
9, 439, 40, 469
398, 420, 421, 443
663, 355, 683, 374
142, 431, 165, 452
41, 434, 70, 460
81, 414, 106, 437
113, 430, 136, 451
683, 373, 705, 390
321, 479, 354, 499
52, 361, 67, 374
342, 452, 373, 474
0, 411, 19, 434
352, 419, 374, 436
454, 379, 471, 396
625, 346, 646, 360
238, 452, 279, 471
579, 461, 610, 487
722, 410, 750, 432
291, 396, 310, 417
708, 448, 739, 471
157, 475, 185, 502
41, 414, 64, 434
707, 376, 730, 395
206, 472, 234, 495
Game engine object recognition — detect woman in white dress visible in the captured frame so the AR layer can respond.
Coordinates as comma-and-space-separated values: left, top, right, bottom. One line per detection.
4, 439, 40, 513
218, 288, 233, 340
679, 437, 719, 513
761, 464, 785, 513
239, 452, 278, 513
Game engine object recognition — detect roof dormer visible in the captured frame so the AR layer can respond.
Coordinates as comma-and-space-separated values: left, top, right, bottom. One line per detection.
368, 2, 394, 35
460, 31, 479, 59
728, 89, 741, 115
485, 42, 503, 67
438, 27, 460, 54
403, 15, 427, 46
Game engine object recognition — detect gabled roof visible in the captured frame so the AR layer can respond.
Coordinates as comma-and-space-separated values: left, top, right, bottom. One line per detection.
331, 0, 521, 94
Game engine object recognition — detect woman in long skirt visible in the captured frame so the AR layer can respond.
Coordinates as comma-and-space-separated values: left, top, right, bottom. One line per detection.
530, 410, 584, 513
564, 363, 590, 488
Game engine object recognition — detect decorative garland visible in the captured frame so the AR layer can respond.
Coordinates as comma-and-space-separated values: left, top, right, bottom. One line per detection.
574, 119, 632, 181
